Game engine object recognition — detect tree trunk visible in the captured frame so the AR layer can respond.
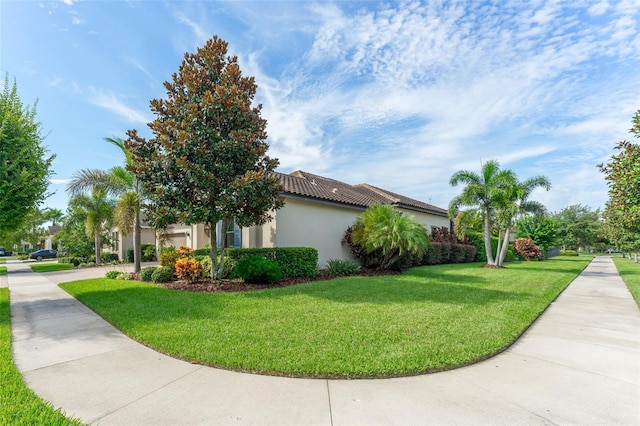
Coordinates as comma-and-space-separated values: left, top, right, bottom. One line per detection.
216, 217, 231, 279
209, 221, 218, 280
497, 227, 511, 267
483, 209, 495, 265
95, 231, 102, 264
133, 208, 141, 272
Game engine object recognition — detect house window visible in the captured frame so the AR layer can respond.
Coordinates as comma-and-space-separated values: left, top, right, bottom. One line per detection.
217, 220, 241, 248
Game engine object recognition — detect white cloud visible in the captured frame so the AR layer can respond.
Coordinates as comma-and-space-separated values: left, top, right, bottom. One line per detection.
71, 16, 82, 25
50, 178, 71, 185
87, 88, 151, 124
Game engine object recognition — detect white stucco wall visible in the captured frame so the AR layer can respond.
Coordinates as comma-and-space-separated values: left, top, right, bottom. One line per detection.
273, 198, 362, 267
397, 207, 451, 233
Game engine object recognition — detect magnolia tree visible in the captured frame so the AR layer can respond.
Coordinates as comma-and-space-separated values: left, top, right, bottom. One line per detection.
598, 110, 640, 261
126, 36, 283, 278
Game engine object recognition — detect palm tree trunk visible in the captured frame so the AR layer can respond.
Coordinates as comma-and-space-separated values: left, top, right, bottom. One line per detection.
95, 231, 102, 264
483, 209, 495, 265
133, 208, 141, 272
497, 226, 511, 267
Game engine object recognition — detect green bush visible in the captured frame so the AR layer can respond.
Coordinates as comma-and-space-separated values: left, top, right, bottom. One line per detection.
193, 248, 210, 257
140, 266, 157, 282
115, 272, 132, 280
226, 247, 318, 278
102, 253, 119, 263
58, 256, 84, 267
326, 259, 361, 275
151, 266, 174, 283
231, 255, 283, 284
560, 250, 579, 256
159, 247, 179, 269
195, 255, 212, 278
142, 244, 156, 261
105, 270, 120, 279
127, 244, 156, 262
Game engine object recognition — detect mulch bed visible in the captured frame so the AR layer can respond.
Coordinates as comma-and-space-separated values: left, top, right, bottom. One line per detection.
158, 268, 400, 293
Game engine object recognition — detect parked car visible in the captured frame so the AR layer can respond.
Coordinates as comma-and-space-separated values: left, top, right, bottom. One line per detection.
28, 249, 57, 261
0, 248, 13, 256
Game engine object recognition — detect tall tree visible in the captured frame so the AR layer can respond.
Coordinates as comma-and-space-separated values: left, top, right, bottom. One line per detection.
68, 189, 114, 263
598, 110, 640, 260
493, 174, 551, 266
449, 160, 516, 266
126, 35, 283, 278
515, 215, 558, 257
67, 136, 143, 271
0, 74, 54, 238
553, 204, 601, 251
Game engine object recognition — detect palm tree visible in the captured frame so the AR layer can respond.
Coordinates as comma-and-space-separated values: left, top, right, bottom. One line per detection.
351, 204, 429, 270
449, 160, 516, 266
67, 136, 143, 272
68, 189, 114, 263
494, 175, 551, 266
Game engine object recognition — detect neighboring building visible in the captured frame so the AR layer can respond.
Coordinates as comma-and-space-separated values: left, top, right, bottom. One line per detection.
109, 171, 451, 267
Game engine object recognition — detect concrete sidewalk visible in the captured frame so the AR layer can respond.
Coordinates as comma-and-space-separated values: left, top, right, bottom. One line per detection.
7, 257, 640, 425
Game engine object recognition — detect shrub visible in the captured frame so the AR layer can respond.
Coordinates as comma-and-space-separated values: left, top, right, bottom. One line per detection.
105, 270, 121, 279
193, 248, 210, 257
126, 248, 134, 263
464, 244, 477, 262
195, 255, 212, 278
140, 266, 157, 282
560, 250, 579, 256
159, 246, 179, 269
151, 266, 174, 283
115, 272, 132, 280
102, 253, 119, 263
226, 247, 318, 278
231, 255, 282, 284
326, 259, 361, 275
59, 256, 84, 267
174, 257, 202, 282
514, 238, 542, 261
142, 244, 156, 261
450, 244, 467, 263
177, 245, 193, 258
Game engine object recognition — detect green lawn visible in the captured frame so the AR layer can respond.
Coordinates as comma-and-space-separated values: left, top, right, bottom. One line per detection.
61, 257, 590, 378
0, 259, 6, 264
612, 256, 640, 307
0, 289, 84, 425
29, 263, 75, 273
0, 267, 6, 276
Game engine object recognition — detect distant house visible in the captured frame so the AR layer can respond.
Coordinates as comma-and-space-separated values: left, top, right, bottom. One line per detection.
108, 171, 451, 267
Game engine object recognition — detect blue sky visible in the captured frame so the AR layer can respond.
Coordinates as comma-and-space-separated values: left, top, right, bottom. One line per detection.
2, 0, 639, 215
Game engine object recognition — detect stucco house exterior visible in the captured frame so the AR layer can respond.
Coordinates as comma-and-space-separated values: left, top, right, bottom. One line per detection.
109, 171, 451, 267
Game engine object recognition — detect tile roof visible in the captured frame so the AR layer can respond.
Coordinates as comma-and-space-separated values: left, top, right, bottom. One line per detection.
273, 170, 448, 217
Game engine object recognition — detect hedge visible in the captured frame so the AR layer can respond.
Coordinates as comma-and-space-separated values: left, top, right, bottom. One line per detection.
225, 247, 318, 278
421, 243, 476, 266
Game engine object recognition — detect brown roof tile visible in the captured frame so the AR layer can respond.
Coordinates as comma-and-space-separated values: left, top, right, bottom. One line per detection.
273, 171, 448, 217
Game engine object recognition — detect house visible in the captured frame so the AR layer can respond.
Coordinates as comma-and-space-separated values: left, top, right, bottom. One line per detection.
109, 171, 451, 267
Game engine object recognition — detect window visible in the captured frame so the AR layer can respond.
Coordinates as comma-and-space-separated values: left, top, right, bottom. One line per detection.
217, 220, 241, 248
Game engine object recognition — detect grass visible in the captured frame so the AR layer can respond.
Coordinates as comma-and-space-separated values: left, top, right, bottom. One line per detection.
0, 258, 5, 264
29, 263, 75, 273
0, 267, 6, 276
61, 257, 590, 378
612, 256, 640, 307
0, 289, 84, 425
